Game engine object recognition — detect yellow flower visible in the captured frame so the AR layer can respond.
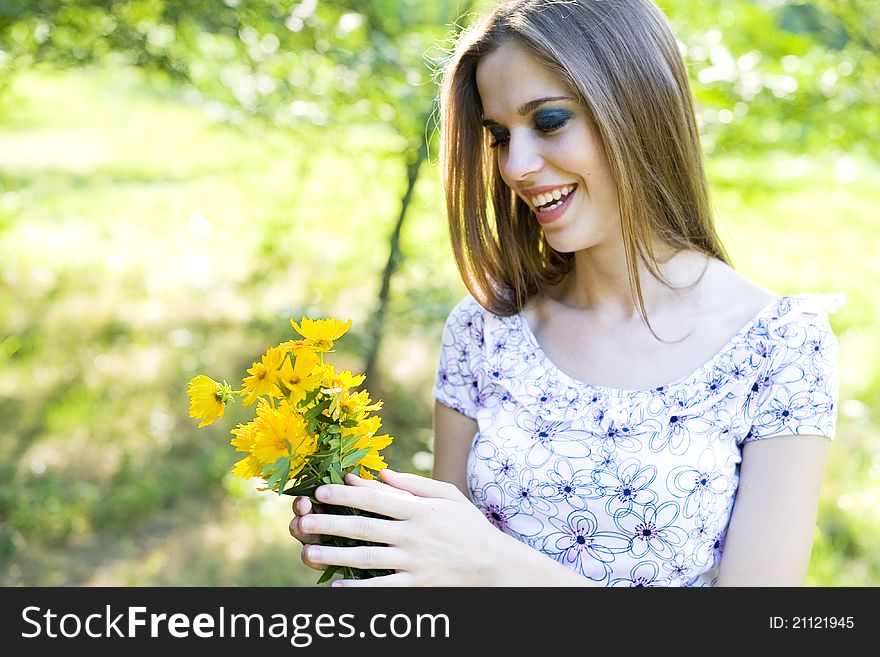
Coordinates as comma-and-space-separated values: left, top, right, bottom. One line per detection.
277, 349, 322, 405
232, 454, 263, 479
342, 389, 383, 415
342, 414, 382, 438
251, 401, 318, 478
187, 374, 233, 428
320, 365, 365, 392
241, 345, 286, 406
230, 421, 256, 453
291, 316, 352, 342
353, 433, 393, 473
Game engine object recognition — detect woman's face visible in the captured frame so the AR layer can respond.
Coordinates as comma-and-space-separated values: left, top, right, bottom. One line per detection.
475, 40, 621, 254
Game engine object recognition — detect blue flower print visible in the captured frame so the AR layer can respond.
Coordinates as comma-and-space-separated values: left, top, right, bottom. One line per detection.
452, 307, 484, 347
470, 482, 517, 531
539, 457, 598, 510
700, 368, 727, 400
711, 530, 726, 562
742, 372, 773, 418
592, 458, 658, 515
610, 560, 663, 587
488, 452, 519, 483
497, 410, 592, 468
471, 429, 497, 460
667, 456, 731, 519
687, 514, 724, 568
648, 412, 694, 455
489, 337, 507, 357
589, 448, 618, 475
524, 380, 565, 417
754, 387, 816, 435
484, 353, 531, 388
615, 502, 687, 561
505, 468, 554, 514
544, 509, 631, 583
748, 340, 772, 369
590, 405, 657, 453
550, 384, 590, 421
748, 316, 772, 342
703, 407, 743, 446
661, 551, 696, 585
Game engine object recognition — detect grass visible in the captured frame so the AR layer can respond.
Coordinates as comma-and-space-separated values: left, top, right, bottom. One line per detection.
0, 64, 878, 586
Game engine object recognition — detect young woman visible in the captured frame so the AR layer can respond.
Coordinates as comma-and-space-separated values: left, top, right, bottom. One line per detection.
288, 0, 841, 586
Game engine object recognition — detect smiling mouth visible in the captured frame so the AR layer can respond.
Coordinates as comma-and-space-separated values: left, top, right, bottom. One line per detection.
532, 184, 578, 212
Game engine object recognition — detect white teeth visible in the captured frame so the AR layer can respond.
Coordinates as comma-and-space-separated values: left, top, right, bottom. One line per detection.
529, 184, 574, 210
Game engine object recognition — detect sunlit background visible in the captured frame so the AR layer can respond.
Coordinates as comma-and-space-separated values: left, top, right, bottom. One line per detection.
1, 0, 878, 586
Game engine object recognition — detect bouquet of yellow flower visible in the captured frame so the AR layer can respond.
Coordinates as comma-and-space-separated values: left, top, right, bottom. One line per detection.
186, 316, 394, 584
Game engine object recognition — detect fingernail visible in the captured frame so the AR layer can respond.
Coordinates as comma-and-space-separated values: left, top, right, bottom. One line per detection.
307, 546, 322, 561
315, 486, 329, 501
300, 518, 313, 532
331, 580, 345, 588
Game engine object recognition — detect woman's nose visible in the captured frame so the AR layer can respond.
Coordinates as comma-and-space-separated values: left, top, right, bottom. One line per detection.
500, 132, 543, 182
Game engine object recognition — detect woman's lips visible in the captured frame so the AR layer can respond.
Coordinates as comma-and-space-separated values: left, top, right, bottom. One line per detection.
534, 186, 576, 225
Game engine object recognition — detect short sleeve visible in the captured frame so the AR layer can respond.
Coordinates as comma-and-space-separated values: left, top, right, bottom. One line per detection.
432, 295, 487, 419
744, 294, 844, 444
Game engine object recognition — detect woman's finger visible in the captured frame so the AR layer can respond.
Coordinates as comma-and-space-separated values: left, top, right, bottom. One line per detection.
379, 468, 462, 500
314, 483, 416, 520
292, 495, 326, 516
289, 515, 324, 545
303, 544, 407, 572
344, 472, 414, 496
299, 545, 328, 572
299, 512, 404, 546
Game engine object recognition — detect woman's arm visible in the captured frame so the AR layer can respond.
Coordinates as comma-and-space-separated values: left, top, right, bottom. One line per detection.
431, 400, 477, 495
715, 434, 830, 586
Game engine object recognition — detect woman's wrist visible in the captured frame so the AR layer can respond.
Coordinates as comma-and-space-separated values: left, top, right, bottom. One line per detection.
482, 529, 598, 587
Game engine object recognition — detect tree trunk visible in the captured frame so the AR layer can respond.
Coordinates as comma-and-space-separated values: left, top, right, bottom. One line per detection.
362, 136, 429, 387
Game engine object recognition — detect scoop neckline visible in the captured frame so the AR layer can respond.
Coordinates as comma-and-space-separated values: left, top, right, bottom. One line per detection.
515, 294, 785, 396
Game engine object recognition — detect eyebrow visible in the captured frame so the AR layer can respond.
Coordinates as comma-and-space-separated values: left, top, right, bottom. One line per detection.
481, 96, 575, 127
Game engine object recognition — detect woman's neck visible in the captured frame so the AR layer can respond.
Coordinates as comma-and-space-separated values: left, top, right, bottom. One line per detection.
545, 243, 710, 321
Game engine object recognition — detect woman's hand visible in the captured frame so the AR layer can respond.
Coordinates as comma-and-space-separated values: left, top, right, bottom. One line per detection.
289, 476, 414, 572
296, 469, 506, 586
289, 496, 324, 545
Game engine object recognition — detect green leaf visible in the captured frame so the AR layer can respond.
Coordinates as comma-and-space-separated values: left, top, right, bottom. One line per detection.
317, 565, 341, 585
340, 434, 359, 451
261, 456, 289, 477
328, 465, 345, 485
340, 447, 370, 470
305, 399, 331, 420
266, 457, 291, 492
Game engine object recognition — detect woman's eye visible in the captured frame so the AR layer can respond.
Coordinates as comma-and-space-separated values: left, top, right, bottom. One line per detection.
535, 110, 572, 133
488, 131, 509, 149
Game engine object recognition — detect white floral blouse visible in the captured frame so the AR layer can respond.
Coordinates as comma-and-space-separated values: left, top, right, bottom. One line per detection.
432, 293, 842, 586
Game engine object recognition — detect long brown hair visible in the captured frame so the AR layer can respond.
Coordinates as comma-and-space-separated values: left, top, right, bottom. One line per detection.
439, 0, 730, 319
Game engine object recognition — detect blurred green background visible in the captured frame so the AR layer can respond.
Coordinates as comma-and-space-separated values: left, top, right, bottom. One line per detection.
0, 0, 877, 586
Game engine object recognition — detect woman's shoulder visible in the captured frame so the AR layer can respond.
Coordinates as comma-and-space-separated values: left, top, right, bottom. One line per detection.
703, 260, 843, 349
699, 259, 778, 327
